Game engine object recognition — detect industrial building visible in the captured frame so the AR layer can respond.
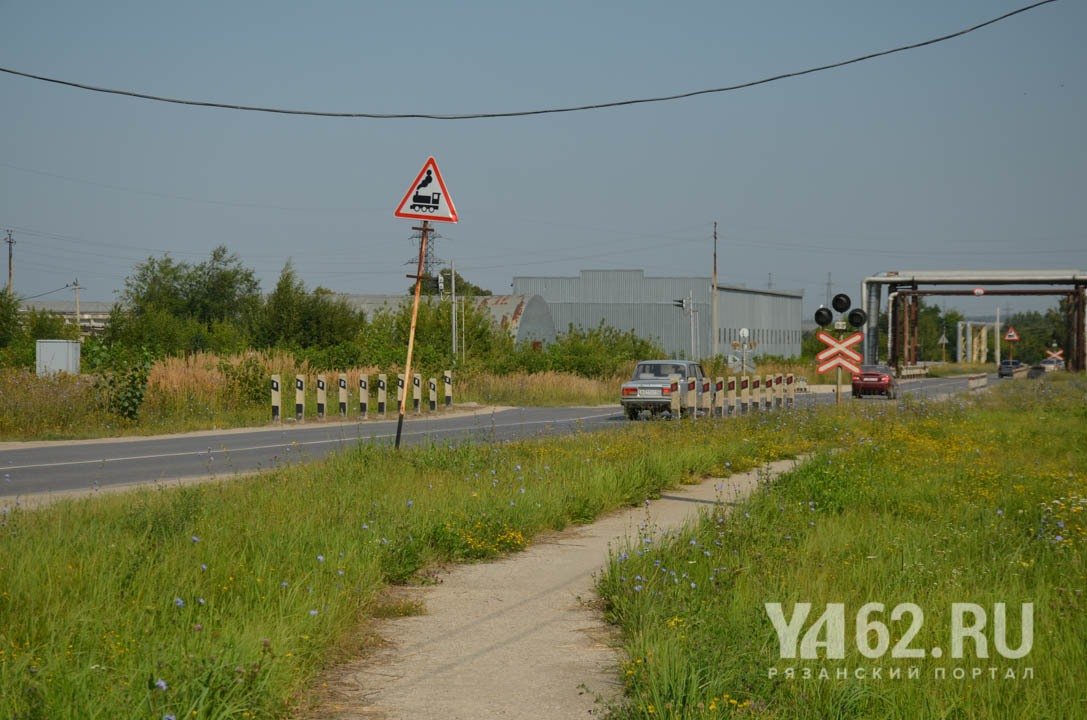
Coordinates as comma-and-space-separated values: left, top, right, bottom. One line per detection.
512, 269, 802, 359
337, 294, 556, 346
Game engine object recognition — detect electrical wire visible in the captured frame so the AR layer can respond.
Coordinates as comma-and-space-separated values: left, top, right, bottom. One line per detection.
0, 0, 1059, 120
17, 284, 71, 302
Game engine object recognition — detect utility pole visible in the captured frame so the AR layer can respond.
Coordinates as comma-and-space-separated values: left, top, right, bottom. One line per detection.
5, 230, 13, 293
825, 272, 832, 309
711, 221, 718, 359
396, 222, 430, 449
450, 259, 457, 361
688, 290, 695, 359
71, 279, 82, 338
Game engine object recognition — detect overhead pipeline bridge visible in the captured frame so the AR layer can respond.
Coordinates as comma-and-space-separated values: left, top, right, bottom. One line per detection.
860, 270, 1087, 372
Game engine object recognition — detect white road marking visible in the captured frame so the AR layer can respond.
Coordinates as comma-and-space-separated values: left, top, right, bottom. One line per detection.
0, 411, 620, 472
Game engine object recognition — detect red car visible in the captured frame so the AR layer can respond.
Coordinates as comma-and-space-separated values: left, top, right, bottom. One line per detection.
851, 365, 898, 399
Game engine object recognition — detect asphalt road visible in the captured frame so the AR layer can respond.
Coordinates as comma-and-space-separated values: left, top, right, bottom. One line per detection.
0, 374, 980, 500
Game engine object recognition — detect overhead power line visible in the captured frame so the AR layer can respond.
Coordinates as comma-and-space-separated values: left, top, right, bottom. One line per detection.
17, 284, 72, 302
0, 0, 1059, 120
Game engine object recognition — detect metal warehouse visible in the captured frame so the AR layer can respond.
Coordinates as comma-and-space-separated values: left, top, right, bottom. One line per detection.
512, 269, 802, 359
337, 294, 556, 345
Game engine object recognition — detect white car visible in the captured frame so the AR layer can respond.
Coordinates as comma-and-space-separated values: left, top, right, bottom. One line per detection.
620, 360, 706, 420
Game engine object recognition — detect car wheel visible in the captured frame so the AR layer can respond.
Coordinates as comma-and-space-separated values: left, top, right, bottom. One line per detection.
626, 407, 640, 421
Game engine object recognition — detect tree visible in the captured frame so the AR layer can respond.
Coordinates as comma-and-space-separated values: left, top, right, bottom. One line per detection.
412, 269, 492, 297
255, 262, 364, 350
109, 246, 261, 355
184, 245, 261, 326
0, 289, 19, 348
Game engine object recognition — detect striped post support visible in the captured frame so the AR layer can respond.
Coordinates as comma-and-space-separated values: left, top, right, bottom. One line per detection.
338, 373, 348, 417
396, 374, 405, 412
727, 376, 737, 415
316, 374, 327, 420
714, 377, 725, 417
669, 374, 681, 417
762, 374, 772, 411
359, 374, 369, 418
686, 376, 698, 418
443, 370, 453, 408
270, 374, 281, 423
377, 374, 387, 416
412, 373, 422, 414
740, 375, 750, 413
775, 374, 784, 409
428, 377, 438, 412
751, 376, 761, 412
785, 373, 795, 408
700, 378, 712, 416
294, 374, 305, 422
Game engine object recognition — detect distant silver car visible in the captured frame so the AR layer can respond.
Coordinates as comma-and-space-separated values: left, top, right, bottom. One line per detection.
620, 360, 705, 420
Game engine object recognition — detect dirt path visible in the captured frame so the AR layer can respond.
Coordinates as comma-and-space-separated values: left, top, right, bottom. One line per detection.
306, 458, 800, 720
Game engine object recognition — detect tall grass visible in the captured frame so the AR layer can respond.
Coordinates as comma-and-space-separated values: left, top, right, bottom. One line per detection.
0, 406, 822, 718
456, 370, 622, 406
598, 376, 1086, 718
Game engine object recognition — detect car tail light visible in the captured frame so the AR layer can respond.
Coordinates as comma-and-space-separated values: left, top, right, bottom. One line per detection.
622, 387, 637, 397
880, 375, 890, 382
852, 374, 860, 381
661, 386, 671, 395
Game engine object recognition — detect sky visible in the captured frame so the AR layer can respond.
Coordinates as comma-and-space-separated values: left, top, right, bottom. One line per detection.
2, 0, 1084, 320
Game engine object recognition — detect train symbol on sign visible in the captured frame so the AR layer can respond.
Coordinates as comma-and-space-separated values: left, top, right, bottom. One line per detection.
409, 169, 442, 213
410, 191, 442, 213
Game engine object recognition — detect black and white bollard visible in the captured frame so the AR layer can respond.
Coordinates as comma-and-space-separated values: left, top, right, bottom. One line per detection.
316, 374, 327, 420
443, 370, 453, 408
669, 374, 681, 417
428, 377, 438, 412
271, 374, 281, 423
359, 374, 369, 418
377, 374, 387, 416
338, 374, 348, 417
412, 373, 422, 414
295, 374, 305, 422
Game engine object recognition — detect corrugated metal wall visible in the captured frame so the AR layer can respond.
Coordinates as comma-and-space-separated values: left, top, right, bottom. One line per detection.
513, 270, 802, 359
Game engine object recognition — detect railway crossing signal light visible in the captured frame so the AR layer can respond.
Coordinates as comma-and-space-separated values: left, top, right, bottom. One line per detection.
673, 298, 689, 310
814, 307, 833, 327
832, 293, 852, 313
847, 308, 868, 329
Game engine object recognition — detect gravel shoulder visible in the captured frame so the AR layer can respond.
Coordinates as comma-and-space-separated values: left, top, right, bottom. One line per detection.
303, 458, 801, 720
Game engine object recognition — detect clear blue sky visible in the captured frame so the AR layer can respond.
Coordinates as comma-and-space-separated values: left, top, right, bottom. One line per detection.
2, 0, 1084, 318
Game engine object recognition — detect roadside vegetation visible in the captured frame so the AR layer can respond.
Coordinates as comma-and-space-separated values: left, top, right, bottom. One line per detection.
598, 375, 1086, 718
2, 376, 1081, 717
0, 388, 817, 718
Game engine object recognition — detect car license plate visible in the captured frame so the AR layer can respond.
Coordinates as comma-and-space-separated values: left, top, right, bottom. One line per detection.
640, 388, 661, 397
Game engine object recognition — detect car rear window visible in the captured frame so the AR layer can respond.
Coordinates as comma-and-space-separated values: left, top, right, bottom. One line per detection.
634, 363, 688, 379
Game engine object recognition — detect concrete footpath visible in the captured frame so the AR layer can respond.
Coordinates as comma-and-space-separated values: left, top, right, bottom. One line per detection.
304, 458, 801, 720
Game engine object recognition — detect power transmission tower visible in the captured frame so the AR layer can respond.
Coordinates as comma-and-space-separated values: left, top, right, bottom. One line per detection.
406, 226, 442, 280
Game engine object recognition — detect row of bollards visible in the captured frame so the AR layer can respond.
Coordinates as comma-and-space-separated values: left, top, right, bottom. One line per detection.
668, 373, 796, 417
270, 371, 452, 423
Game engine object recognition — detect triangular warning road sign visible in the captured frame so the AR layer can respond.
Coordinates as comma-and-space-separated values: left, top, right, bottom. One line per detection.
1004, 326, 1020, 342
394, 157, 458, 223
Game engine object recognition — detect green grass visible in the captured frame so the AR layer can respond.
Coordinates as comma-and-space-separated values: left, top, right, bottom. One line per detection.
0, 406, 819, 718
4, 376, 1081, 718
597, 376, 1087, 719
